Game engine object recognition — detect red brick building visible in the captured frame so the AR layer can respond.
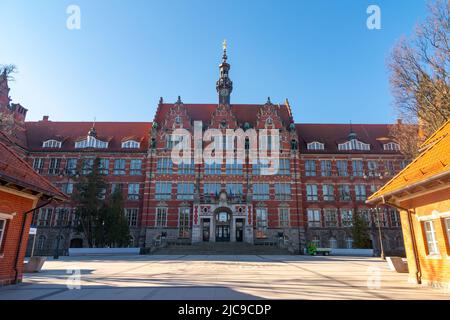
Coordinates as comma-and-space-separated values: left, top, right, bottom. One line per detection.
0, 50, 407, 255
0, 132, 66, 286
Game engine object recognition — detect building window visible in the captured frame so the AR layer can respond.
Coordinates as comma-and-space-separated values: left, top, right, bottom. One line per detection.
352, 160, 364, 177
65, 158, 78, 175
336, 160, 348, 177
338, 139, 370, 151
226, 163, 243, 175
0, 219, 6, 251
177, 183, 195, 200
114, 159, 126, 175
75, 136, 108, 149
42, 139, 62, 148
48, 158, 61, 175
322, 184, 335, 201
125, 208, 138, 227
99, 158, 109, 175
444, 218, 450, 249
338, 185, 351, 201
355, 185, 367, 201
311, 236, 320, 247
130, 159, 142, 176
367, 160, 378, 177
359, 209, 372, 227
346, 237, 354, 249
305, 160, 316, 176
38, 208, 53, 227
306, 184, 318, 201
256, 208, 268, 238
178, 208, 190, 238
203, 183, 221, 197
279, 208, 290, 228
383, 142, 400, 151
424, 220, 439, 255
122, 140, 140, 149
111, 183, 123, 195
329, 237, 338, 249
384, 160, 395, 176
324, 209, 338, 227
82, 158, 94, 175
390, 210, 400, 227
307, 209, 321, 228
252, 159, 269, 176
127, 183, 140, 200
226, 183, 243, 197
54, 208, 70, 227
320, 160, 332, 177
205, 162, 222, 175
155, 182, 172, 200
33, 158, 45, 174
275, 183, 291, 200
278, 159, 290, 176
307, 141, 325, 150
253, 183, 270, 200
156, 208, 168, 228
178, 160, 195, 175
400, 160, 409, 170
37, 235, 46, 251
156, 158, 173, 174
341, 209, 353, 227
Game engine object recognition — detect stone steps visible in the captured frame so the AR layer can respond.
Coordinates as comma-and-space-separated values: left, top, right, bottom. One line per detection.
152, 242, 292, 255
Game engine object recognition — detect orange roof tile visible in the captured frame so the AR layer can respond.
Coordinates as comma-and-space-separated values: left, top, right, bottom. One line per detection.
368, 120, 450, 202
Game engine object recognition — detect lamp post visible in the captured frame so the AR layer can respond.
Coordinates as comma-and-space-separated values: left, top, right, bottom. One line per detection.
364, 170, 386, 260
53, 169, 78, 259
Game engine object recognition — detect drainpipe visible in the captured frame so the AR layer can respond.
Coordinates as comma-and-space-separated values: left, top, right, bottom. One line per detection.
381, 196, 421, 284
14, 197, 55, 283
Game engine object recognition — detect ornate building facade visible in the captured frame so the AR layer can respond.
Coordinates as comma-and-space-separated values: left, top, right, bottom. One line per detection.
0, 49, 407, 256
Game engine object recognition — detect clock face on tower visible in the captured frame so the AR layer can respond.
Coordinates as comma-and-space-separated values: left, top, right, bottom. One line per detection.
220, 89, 229, 97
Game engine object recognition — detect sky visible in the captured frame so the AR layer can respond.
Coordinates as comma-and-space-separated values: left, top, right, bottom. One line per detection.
0, 0, 429, 124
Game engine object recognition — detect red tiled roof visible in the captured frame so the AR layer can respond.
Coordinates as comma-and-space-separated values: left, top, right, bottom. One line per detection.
296, 123, 396, 153
25, 121, 151, 152
0, 132, 67, 200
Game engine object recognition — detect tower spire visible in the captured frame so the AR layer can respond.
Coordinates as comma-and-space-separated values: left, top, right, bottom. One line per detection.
216, 40, 233, 105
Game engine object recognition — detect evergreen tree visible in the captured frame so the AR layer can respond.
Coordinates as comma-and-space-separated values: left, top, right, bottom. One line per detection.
104, 188, 131, 247
351, 213, 372, 249
72, 158, 107, 248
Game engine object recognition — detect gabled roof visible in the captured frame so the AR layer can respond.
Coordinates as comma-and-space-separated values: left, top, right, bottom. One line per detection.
154, 103, 293, 126
25, 121, 151, 152
0, 132, 67, 200
296, 123, 397, 154
367, 120, 450, 203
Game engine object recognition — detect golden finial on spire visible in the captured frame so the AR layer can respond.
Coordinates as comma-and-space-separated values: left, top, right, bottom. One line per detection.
222, 39, 227, 51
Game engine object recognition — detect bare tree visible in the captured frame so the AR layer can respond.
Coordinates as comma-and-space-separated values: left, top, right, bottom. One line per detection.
0, 64, 17, 81
388, 0, 449, 158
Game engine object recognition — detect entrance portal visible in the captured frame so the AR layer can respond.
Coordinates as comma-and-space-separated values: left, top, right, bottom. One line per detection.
215, 210, 231, 242
202, 219, 210, 242
235, 219, 244, 242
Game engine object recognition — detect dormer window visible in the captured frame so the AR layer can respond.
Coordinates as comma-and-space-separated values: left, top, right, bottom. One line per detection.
75, 136, 108, 149
122, 140, 140, 149
42, 140, 62, 148
383, 142, 400, 151
338, 139, 370, 151
307, 141, 325, 151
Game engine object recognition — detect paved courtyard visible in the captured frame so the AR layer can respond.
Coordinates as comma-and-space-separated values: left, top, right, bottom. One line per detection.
0, 255, 448, 300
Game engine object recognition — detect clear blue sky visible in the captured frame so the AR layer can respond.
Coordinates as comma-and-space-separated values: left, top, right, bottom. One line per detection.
0, 0, 428, 123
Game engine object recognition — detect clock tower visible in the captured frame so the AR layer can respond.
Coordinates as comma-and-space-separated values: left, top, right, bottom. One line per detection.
216, 40, 233, 105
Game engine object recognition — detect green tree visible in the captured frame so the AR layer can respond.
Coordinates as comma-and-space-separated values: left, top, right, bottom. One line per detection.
103, 188, 131, 247
72, 158, 107, 248
352, 213, 372, 249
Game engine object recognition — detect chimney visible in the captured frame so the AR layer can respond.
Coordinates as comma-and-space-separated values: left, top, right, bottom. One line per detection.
42, 115, 49, 122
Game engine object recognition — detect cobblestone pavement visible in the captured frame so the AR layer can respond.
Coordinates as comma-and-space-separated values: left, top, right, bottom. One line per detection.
0, 255, 448, 300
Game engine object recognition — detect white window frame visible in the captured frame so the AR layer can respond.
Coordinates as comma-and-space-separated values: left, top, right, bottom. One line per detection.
383, 142, 400, 151
178, 207, 190, 238
307, 141, 325, 150
42, 139, 62, 148
122, 140, 140, 149
75, 136, 108, 149
0, 218, 7, 252
156, 207, 168, 228
125, 208, 138, 227
338, 139, 370, 151
307, 209, 321, 228
278, 208, 290, 228
424, 220, 439, 256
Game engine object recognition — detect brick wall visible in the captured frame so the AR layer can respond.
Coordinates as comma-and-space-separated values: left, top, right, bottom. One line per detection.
0, 189, 35, 286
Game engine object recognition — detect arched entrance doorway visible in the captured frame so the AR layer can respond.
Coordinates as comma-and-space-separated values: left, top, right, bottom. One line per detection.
214, 207, 232, 242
